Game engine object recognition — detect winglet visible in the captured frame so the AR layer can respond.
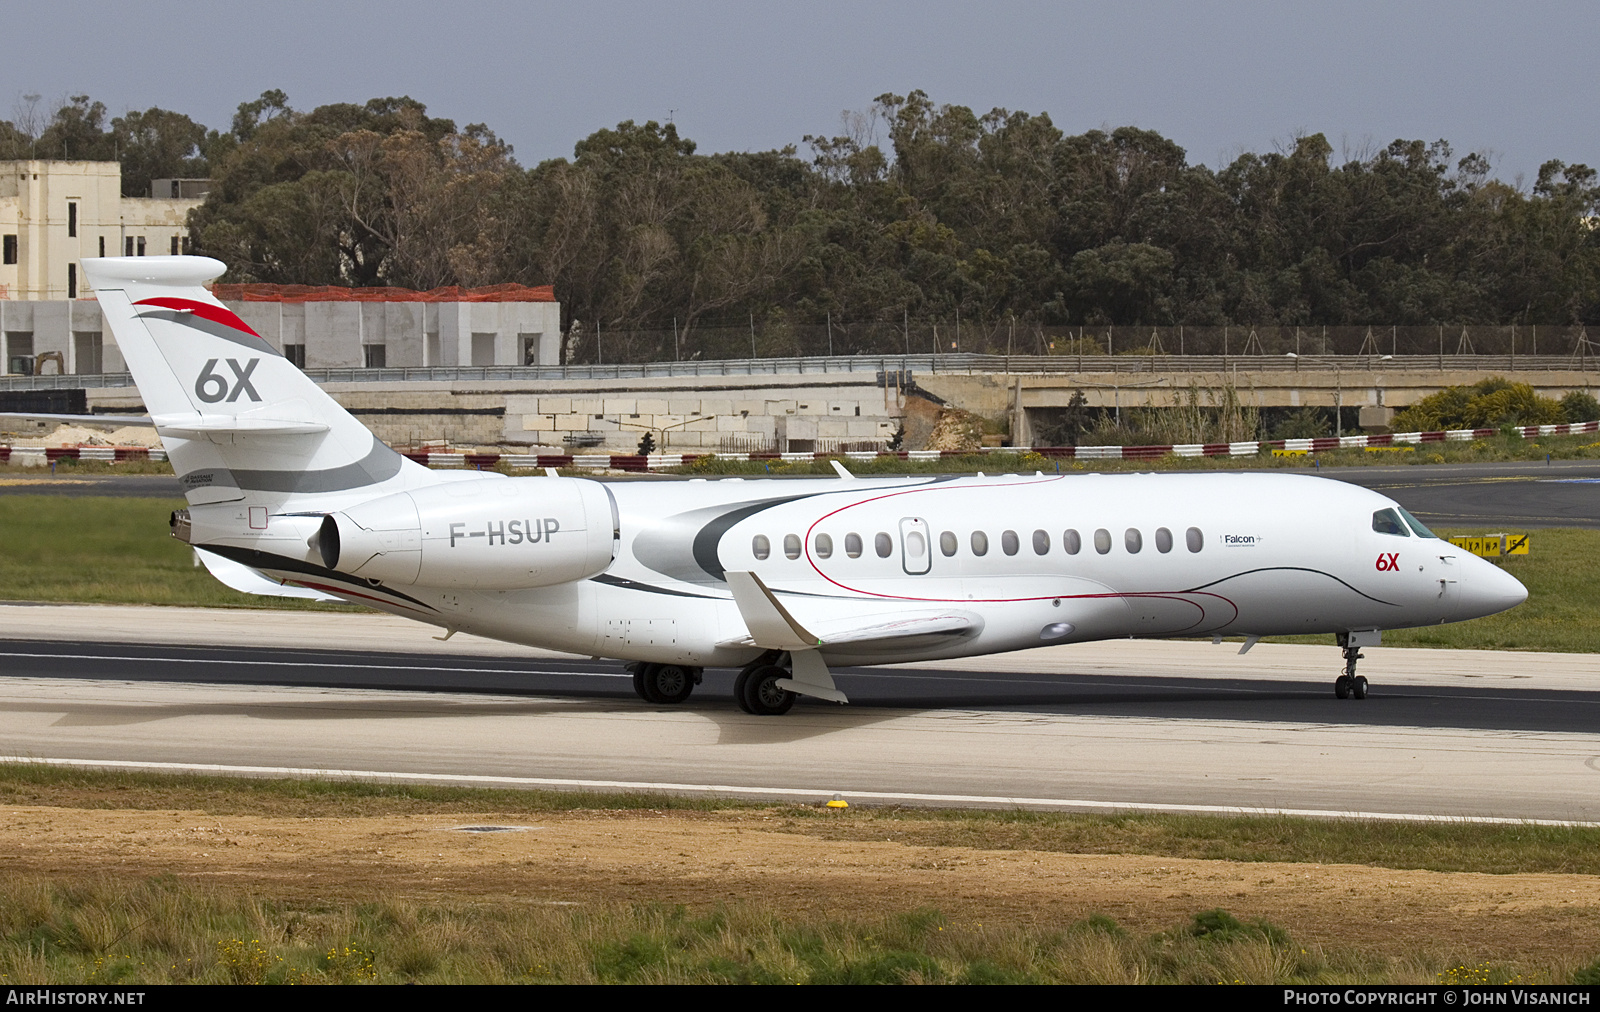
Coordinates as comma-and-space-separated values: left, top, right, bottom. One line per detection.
829, 460, 856, 480
725, 571, 820, 649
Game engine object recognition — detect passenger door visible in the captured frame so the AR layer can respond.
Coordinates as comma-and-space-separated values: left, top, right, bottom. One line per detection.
899, 517, 932, 575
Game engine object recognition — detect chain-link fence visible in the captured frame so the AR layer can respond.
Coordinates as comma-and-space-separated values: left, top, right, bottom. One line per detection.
565, 320, 1600, 364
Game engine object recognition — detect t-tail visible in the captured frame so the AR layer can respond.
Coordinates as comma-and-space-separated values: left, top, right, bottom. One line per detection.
83, 256, 440, 603
83, 256, 431, 510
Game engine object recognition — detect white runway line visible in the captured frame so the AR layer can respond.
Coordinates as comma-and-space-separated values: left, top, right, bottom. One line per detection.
5, 754, 1597, 828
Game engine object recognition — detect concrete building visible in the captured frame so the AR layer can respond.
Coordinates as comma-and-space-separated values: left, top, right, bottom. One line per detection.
220, 287, 562, 370
1, 160, 204, 374
0, 158, 562, 376
0, 161, 201, 302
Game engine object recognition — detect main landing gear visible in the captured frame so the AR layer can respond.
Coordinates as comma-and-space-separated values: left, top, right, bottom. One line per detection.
732, 652, 795, 716
1334, 636, 1368, 700
627, 662, 702, 704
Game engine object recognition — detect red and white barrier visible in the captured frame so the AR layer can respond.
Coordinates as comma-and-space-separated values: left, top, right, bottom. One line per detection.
4, 420, 1595, 472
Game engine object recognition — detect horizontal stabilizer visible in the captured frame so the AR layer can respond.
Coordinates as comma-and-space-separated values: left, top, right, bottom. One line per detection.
153, 414, 330, 438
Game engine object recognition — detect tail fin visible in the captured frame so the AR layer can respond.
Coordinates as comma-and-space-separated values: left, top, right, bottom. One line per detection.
83, 256, 430, 507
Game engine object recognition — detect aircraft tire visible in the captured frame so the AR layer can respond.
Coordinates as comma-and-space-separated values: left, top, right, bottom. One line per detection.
1351, 676, 1368, 700
635, 663, 666, 703
733, 667, 757, 714
1334, 675, 1351, 699
648, 664, 695, 704
742, 665, 796, 716
631, 665, 652, 702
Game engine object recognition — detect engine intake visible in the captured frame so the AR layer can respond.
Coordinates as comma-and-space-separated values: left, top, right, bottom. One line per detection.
319, 477, 616, 589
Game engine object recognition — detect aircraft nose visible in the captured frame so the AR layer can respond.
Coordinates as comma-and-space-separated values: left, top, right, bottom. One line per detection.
1458, 557, 1528, 619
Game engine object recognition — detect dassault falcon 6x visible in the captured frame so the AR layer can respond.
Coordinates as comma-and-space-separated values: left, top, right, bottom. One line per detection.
82, 257, 1528, 714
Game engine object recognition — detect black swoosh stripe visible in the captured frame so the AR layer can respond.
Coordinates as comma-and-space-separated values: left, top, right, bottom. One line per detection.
199, 544, 438, 612
1185, 566, 1401, 607
590, 574, 720, 599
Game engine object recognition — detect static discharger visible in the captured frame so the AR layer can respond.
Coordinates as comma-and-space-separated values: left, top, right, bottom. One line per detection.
1447, 533, 1530, 560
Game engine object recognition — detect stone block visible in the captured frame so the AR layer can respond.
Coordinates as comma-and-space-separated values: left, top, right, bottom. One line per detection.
636, 398, 669, 415
522, 414, 555, 431
538, 397, 571, 415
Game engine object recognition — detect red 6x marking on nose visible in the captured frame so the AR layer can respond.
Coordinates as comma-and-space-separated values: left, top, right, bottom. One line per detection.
1375, 552, 1399, 571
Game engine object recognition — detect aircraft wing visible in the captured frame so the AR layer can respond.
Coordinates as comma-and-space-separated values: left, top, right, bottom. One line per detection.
721, 571, 979, 651
195, 547, 343, 602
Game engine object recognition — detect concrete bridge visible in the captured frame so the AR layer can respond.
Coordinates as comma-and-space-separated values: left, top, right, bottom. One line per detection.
4, 353, 1596, 452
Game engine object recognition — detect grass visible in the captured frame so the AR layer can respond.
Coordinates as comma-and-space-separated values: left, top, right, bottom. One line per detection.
1, 878, 1578, 985
0, 763, 1597, 984
0, 496, 352, 610
3, 876, 1547, 986
3, 762, 1600, 877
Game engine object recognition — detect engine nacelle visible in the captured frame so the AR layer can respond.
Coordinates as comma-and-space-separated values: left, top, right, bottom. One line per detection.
318, 477, 617, 589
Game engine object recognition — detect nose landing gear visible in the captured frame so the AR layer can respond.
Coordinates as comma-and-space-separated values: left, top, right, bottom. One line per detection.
1334, 637, 1369, 700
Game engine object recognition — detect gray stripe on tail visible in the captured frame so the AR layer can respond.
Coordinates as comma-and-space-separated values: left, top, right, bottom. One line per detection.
180, 438, 405, 494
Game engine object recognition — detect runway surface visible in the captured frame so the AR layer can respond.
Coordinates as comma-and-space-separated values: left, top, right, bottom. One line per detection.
2, 605, 1597, 823
1, 459, 1595, 527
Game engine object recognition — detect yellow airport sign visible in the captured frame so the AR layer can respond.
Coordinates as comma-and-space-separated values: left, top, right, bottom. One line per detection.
1447, 533, 1529, 559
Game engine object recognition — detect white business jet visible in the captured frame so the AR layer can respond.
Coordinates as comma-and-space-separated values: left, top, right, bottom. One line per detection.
83, 257, 1528, 713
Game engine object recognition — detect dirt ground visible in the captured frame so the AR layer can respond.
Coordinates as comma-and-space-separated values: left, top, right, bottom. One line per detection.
3, 804, 1597, 961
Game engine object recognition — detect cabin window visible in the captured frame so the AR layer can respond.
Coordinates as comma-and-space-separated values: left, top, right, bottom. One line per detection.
814, 533, 833, 558
752, 535, 770, 560
939, 531, 958, 556
1001, 530, 1019, 556
1125, 528, 1143, 553
1093, 528, 1111, 554
1155, 527, 1173, 553
845, 533, 863, 558
1186, 527, 1204, 552
971, 531, 989, 556
874, 532, 893, 558
1063, 529, 1081, 555
905, 529, 927, 559
1398, 507, 1438, 538
1372, 509, 1410, 537
783, 534, 802, 559
1032, 529, 1050, 555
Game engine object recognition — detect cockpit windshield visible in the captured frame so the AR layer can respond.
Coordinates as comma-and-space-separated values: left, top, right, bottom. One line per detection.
1372, 508, 1410, 537
1397, 506, 1438, 538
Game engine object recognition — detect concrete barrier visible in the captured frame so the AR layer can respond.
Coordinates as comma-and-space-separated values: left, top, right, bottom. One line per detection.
6, 420, 1595, 473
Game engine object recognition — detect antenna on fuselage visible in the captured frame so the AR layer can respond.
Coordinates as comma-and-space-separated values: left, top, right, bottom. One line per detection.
829, 460, 856, 480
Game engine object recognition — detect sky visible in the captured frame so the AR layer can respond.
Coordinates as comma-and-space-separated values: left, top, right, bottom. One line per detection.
4, 1, 1596, 184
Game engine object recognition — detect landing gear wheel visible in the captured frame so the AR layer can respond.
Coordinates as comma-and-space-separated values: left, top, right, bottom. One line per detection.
630, 664, 652, 702
740, 664, 795, 716
1334, 675, 1351, 700
1351, 675, 1368, 700
645, 664, 696, 704
733, 666, 756, 714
